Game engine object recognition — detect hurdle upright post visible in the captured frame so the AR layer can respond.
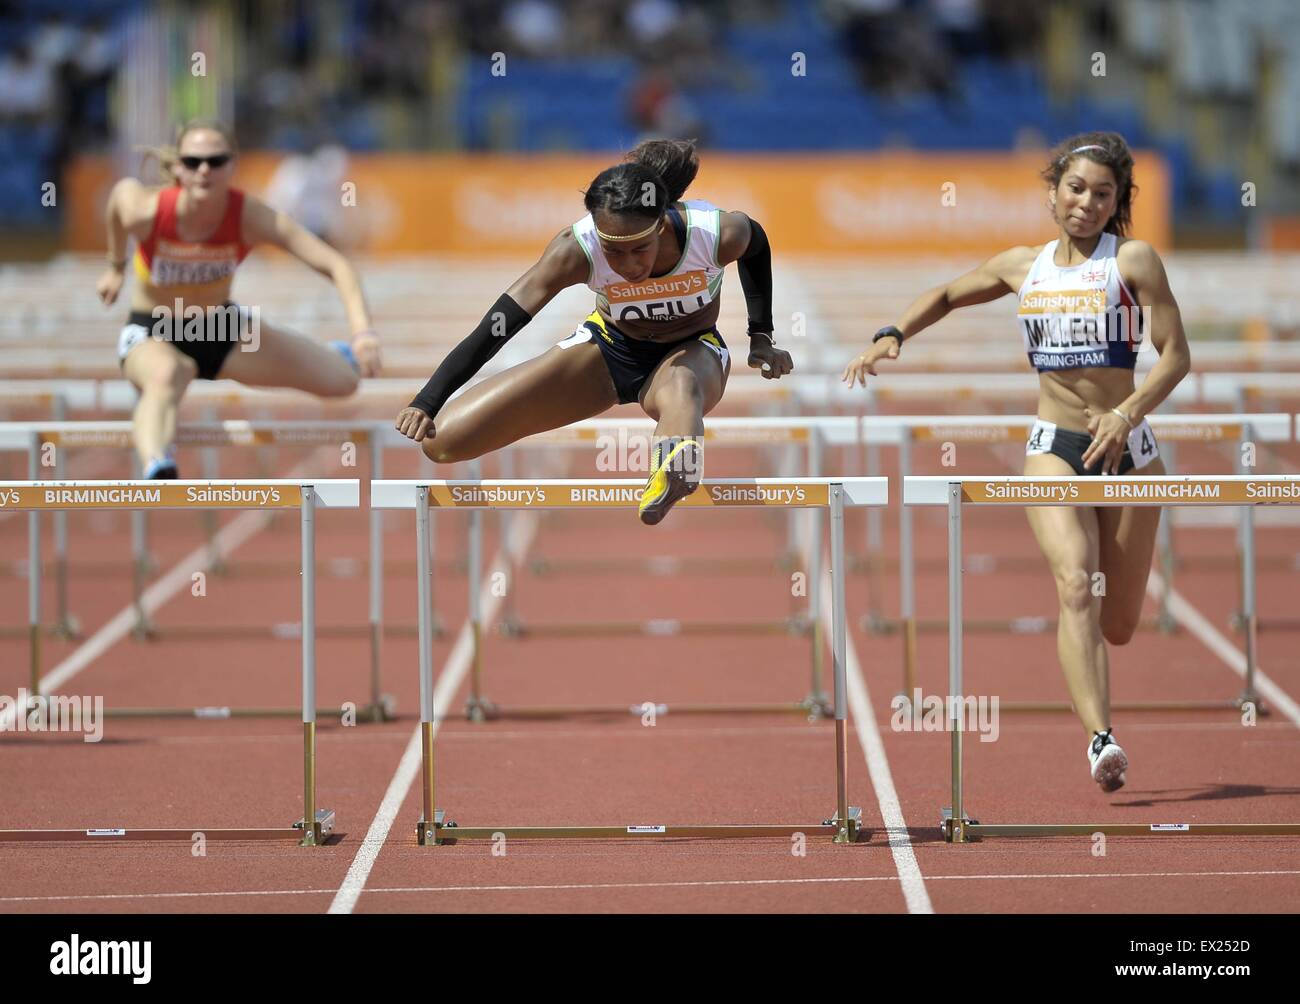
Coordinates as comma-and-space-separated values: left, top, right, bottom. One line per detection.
465, 459, 488, 721
27, 432, 40, 699
497, 447, 518, 633
1238, 420, 1260, 709
805, 427, 828, 715
368, 432, 385, 722
829, 484, 851, 841
415, 486, 439, 845
200, 405, 225, 573
945, 481, 967, 843
50, 397, 76, 639
129, 455, 151, 639
898, 427, 917, 700
300, 484, 319, 846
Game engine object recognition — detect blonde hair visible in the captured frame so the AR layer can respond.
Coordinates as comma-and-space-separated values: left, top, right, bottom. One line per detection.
137, 119, 239, 184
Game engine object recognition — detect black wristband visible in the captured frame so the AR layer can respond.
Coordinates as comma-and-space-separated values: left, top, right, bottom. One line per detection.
408, 293, 532, 418
872, 325, 904, 347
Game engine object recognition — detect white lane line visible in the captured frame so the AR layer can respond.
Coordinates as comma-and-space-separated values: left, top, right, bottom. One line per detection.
819, 565, 934, 915
1148, 570, 1300, 730
8, 868, 1300, 905
326, 512, 538, 915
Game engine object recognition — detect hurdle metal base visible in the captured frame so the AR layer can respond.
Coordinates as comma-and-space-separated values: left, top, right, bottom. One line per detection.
997, 692, 1267, 715
463, 692, 834, 722
864, 614, 1170, 636
495, 616, 811, 640
1, 619, 83, 641
527, 554, 798, 578
418, 807, 864, 845
127, 620, 435, 641
0, 809, 336, 845
941, 808, 1300, 842
99, 696, 398, 722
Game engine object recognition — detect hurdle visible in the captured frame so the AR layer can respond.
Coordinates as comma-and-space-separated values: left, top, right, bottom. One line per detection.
881, 413, 1291, 713
466, 417, 862, 721
0, 479, 354, 844
0, 420, 411, 721
505, 416, 855, 584
371, 476, 883, 844
903, 474, 1300, 842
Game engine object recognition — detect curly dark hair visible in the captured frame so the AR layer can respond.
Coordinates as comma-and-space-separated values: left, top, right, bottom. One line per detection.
1041, 131, 1137, 237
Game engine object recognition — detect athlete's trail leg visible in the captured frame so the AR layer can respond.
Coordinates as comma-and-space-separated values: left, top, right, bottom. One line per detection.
423, 340, 619, 463
216, 320, 359, 396
1096, 457, 1166, 644
122, 340, 197, 468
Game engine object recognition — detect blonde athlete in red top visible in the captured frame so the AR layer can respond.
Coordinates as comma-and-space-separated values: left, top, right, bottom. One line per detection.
97, 120, 381, 478
843, 132, 1192, 792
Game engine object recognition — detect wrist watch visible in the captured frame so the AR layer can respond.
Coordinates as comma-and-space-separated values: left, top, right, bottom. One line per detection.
872, 325, 903, 347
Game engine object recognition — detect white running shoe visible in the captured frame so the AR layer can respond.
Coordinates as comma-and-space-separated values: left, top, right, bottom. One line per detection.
1087, 729, 1128, 793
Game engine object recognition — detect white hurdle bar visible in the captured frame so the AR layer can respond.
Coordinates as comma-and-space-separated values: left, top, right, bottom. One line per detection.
371, 476, 886, 844
875, 413, 1292, 712
0, 479, 358, 844
905, 474, 1300, 841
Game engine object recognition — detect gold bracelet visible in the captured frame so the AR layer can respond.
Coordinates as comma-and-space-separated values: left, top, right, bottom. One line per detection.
1111, 406, 1133, 428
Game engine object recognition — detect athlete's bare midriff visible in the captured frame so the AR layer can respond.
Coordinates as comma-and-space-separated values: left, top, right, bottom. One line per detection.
1037, 367, 1137, 431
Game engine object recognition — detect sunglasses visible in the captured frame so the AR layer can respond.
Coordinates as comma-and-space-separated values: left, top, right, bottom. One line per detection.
179, 154, 232, 170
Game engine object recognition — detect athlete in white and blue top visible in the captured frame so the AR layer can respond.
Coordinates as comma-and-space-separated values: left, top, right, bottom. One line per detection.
842, 132, 1192, 795
397, 139, 793, 525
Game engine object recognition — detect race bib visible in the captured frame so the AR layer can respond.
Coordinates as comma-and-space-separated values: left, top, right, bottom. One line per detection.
1126, 419, 1159, 469
1025, 419, 1055, 455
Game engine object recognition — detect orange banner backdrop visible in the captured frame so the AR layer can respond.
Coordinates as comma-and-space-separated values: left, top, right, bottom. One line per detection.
65, 151, 1169, 256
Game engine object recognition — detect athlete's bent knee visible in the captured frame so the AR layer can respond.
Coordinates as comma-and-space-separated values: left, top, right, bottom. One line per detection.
140, 354, 193, 397
421, 434, 477, 465
1101, 612, 1139, 646
1055, 566, 1094, 617
317, 367, 359, 398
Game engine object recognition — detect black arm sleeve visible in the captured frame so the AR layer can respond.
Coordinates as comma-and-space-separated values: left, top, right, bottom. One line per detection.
408, 293, 533, 418
736, 216, 773, 338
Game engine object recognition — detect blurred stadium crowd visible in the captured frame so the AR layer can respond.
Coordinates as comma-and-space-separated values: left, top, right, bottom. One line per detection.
1, 0, 1298, 235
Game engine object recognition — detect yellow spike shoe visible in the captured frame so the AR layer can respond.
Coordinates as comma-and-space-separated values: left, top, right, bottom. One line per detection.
638, 437, 702, 526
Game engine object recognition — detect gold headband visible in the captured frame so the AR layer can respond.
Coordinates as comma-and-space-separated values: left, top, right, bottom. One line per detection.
595, 217, 662, 242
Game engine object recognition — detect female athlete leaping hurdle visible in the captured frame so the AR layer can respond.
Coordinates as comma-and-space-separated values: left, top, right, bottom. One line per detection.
97, 120, 382, 479
394, 139, 793, 525
843, 132, 1192, 792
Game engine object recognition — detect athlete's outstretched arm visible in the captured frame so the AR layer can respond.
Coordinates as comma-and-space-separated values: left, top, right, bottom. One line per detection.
842, 245, 1037, 387
395, 228, 589, 443
717, 211, 792, 379
241, 195, 381, 376
1080, 240, 1192, 471
96, 179, 153, 306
